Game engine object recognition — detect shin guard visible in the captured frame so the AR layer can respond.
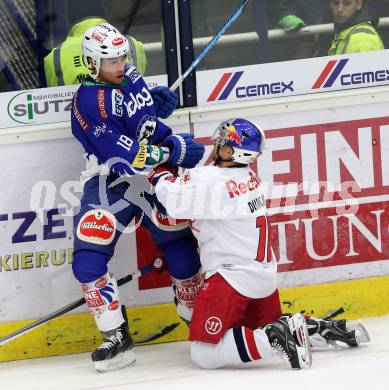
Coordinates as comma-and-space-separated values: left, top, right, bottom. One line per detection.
81, 272, 124, 332
171, 270, 204, 323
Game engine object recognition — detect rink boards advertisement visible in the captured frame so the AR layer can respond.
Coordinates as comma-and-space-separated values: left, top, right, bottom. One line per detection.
1, 97, 388, 319
0, 75, 167, 129
1, 91, 389, 361
197, 49, 389, 105
1, 51, 389, 130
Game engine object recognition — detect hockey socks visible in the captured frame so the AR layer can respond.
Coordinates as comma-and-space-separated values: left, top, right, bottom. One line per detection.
81, 272, 124, 332
172, 271, 204, 324
190, 327, 273, 369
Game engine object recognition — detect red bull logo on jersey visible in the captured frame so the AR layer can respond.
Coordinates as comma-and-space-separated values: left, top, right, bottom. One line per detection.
225, 172, 261, 199
225, 124, 242, 146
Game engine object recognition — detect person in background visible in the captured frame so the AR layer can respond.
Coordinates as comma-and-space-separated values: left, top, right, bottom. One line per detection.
328, 0, 384, 55
44, 17, 146, 87
274, 0, 306, 32
271, 0, 322, 59
44, 17, 176, 119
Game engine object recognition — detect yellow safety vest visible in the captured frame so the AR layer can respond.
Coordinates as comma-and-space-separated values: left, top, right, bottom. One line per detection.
328, 22, 384, 55
44, 18, 146, 87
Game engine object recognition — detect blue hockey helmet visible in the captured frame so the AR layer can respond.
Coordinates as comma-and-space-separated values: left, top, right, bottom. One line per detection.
211, 118, 265, 164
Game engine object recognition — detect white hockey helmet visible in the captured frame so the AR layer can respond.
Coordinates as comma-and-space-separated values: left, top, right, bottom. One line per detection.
82, 23, 130, 80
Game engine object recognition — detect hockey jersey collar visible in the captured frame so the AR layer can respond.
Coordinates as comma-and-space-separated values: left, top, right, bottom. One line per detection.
82, 76, 128, 88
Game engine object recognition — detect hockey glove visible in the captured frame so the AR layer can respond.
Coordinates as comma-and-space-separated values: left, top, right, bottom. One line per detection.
150, 86, 178, 119
278, 15, 305, 32
161, 133, 205, 168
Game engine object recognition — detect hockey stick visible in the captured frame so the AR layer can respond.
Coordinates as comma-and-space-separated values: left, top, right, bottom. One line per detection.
0, 256, 164, 347
169, 0, 250, 91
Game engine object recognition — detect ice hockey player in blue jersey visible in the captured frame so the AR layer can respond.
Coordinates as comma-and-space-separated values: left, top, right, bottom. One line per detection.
71, 23, 205, 373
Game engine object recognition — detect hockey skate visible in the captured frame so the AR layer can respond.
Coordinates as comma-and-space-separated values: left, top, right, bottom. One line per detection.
264, 313, 312, 370
91, 306, 136, 373
306, 317, 370, 348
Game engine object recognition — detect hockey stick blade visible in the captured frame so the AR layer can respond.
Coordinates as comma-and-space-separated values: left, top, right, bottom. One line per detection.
170, 0, 250, 91
0, 259, 163, 347
135, 322, 181, 344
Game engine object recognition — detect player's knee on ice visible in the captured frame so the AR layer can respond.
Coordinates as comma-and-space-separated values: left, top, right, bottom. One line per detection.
191, 341, 225, 369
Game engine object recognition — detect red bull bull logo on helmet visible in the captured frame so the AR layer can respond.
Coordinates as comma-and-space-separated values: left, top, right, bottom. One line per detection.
225, 124, 242, 146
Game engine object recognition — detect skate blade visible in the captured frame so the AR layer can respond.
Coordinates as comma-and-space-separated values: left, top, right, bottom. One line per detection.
346, 322, 371, 344
95, 349, 136, 373
288, 313, 312, 369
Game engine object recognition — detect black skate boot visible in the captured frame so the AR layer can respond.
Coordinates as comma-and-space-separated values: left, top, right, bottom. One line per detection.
306, 317, 370, 347
264, 313, 312, 369
92, 305, 136, 373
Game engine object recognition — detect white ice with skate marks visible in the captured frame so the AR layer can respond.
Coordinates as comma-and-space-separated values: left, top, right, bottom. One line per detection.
0, 316, 388, 390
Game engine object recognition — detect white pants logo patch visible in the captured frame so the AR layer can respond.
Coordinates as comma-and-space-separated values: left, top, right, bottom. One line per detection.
205, 316, 222, 335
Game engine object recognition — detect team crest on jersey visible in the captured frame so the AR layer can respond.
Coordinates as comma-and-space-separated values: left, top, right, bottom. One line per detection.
76, 209, 116, 245
137, 115, 157, 144
112, 89, 123, 117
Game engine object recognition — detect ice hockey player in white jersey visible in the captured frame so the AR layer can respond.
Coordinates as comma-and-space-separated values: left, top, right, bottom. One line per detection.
149, 118, 312, 369
149, 117, 370, 370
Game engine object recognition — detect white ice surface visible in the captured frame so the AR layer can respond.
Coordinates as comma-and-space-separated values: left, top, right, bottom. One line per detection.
1, 316, 388, 390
